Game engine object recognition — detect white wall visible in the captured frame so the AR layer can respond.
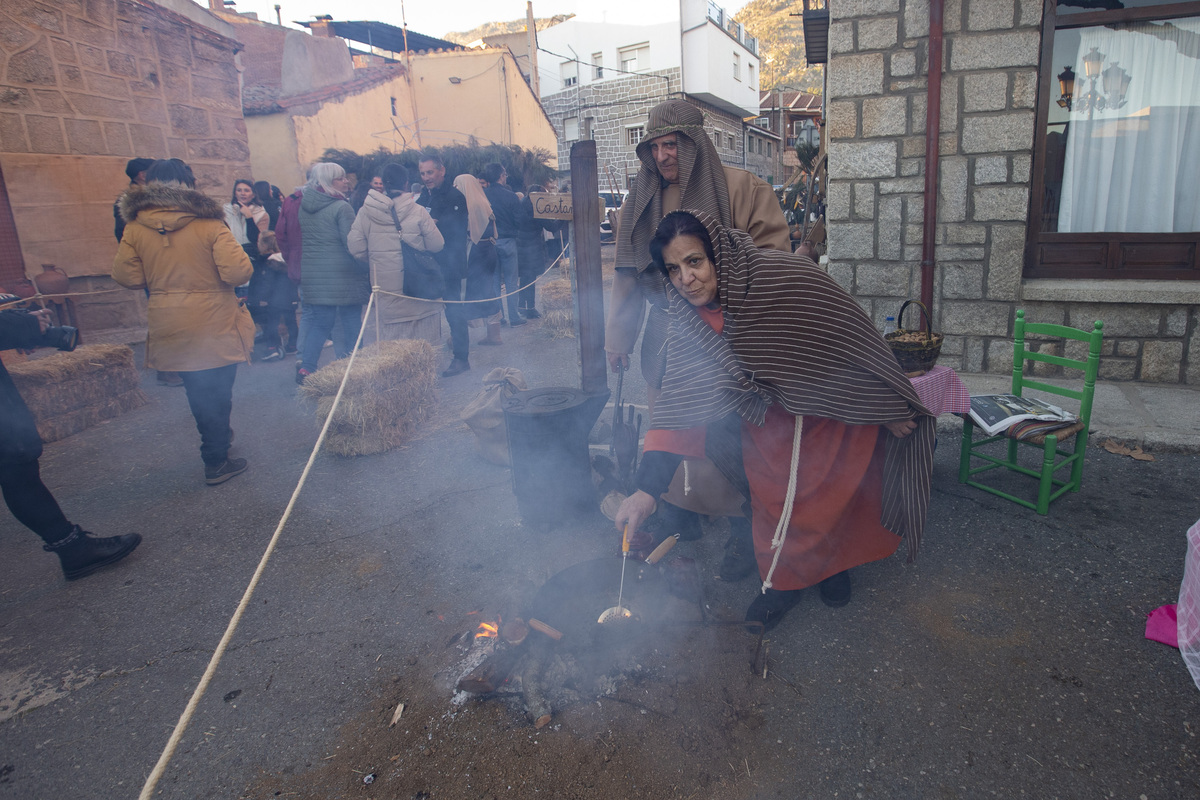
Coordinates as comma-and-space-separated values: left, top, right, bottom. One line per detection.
680, 19, 761, 116
537, 20, 681, 96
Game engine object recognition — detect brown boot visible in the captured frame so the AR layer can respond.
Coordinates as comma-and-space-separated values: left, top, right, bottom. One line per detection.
477, 321, 503, 346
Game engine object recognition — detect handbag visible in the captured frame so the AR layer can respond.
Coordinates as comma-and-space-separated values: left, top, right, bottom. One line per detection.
390, 205, 444, 300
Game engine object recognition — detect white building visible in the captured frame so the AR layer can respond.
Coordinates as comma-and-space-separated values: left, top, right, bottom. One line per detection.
537, 0, 761, 186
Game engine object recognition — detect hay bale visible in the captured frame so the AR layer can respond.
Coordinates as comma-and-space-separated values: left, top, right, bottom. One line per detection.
539, 278, 573, 311
297, 339, 439, 457
7, 344, 147, 443
541, 309, 575, 338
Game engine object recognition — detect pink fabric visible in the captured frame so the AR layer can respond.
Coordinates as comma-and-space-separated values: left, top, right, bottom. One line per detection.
1146, 604, 1179, 648
908, 365, 971, 416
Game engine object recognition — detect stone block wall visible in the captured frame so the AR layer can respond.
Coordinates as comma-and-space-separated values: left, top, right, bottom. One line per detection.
0, 0, 251, 333
825, 0, 1199, 384
542, 70, 749, 188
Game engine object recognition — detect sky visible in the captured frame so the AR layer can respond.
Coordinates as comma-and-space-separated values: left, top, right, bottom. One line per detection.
197, 0, 750, 40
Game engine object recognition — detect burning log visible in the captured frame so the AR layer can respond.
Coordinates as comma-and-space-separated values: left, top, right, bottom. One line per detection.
456, 618, 563, 695
456, 645, 525, 694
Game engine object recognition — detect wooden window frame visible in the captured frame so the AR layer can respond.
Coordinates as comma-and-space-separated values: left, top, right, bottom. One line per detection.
1025, 0, 1200, 280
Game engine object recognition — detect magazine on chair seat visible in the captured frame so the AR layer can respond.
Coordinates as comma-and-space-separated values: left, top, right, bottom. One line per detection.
968, 394, 1077, 437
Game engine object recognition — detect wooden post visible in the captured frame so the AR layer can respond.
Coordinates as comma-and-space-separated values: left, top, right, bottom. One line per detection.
570, 140, 606, 395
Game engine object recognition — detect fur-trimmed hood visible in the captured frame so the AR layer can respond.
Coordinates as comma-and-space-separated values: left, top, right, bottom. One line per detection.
118, 183, 225, 233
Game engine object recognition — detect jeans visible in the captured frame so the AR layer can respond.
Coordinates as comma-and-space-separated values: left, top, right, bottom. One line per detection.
444, 277, 469, 362
493, 237, 521, 321
300, 304, 362, 372
261, 306, 298, 350
178, 363, 238, 468
0, 459, 73, 544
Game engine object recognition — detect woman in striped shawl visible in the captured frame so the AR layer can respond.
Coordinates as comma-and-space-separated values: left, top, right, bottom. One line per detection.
615, 211, 936, 632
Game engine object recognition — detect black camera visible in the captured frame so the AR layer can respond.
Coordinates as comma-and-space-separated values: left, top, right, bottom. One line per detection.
7, 308, 78, 352
41, 324, 79, 351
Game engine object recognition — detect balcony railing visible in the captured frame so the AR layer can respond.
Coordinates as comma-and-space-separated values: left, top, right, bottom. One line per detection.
707, 1, 757, 56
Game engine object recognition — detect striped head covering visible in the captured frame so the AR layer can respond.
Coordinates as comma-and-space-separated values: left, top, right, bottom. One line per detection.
615, 100, 732, 275
651, 210, 937, 560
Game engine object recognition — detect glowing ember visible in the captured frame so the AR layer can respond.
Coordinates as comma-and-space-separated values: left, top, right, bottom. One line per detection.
475, 619, 500, 639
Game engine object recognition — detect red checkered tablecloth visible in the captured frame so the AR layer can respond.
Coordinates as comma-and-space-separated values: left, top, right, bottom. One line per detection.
908, 365, 971, 416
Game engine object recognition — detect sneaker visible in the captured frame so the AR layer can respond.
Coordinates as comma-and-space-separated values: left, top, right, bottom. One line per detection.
296, 366, 313, 385
261, 347, 283, 362
521, 308, 542, 319
284, 346, 298, 355
205, 457, 248, 486
441, 358, 470, 378
818, 570, 852, 608
745, 588, 804, 633
508, 316, 527, 327
718, 520, 757, 581
44, 526, 143, 581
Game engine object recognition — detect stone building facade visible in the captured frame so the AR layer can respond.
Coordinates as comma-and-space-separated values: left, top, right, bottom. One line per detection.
0, 0, 250, 332
825, 0, 1200, 384
542, 69, 750, 188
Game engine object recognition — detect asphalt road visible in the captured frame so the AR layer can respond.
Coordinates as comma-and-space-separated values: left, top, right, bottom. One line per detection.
1, 309, 1197, 799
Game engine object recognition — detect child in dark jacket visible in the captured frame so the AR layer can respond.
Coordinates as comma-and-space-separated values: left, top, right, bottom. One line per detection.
255, 231, 299, 361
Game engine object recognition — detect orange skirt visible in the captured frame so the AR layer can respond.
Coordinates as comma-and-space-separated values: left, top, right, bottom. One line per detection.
743, 406, 899, 590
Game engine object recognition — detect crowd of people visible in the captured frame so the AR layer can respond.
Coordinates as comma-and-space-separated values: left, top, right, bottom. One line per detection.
6, 99, 932, 640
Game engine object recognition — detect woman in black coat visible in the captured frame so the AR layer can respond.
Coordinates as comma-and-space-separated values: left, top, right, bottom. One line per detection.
0, 303, 142, 580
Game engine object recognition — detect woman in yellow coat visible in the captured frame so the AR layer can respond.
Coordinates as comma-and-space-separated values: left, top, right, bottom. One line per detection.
113, 158, 256, 486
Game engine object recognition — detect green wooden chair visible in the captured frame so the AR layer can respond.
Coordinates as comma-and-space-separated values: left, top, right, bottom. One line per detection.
958, 310, 1104, 515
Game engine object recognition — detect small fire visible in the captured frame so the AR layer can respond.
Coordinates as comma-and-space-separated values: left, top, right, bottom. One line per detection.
475, 617, 500, 639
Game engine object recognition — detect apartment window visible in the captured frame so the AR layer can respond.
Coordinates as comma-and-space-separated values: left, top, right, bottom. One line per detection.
713, 131, 721, 148
564, 116, 579, 141
733, 51, 741, 81
583, 117, 594, 139
619, 42, 650, 72
592, 52, 603, 80
757, 138, 763, 155
627, 125, 644, 146
767, 141, 772, 158
727, 134, 735, 150
1027, 0, 1200, 279
748, 63, 756, 88
561, 61, 577, 88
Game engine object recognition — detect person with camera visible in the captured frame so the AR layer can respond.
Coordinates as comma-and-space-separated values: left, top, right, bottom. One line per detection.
0, 300, 142, 580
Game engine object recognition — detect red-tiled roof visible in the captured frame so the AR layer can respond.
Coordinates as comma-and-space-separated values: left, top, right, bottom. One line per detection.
758, 90, 822, 112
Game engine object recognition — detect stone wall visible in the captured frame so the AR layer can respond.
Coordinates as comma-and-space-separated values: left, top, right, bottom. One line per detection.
825, 0, 1199, 384
542, 70, 749, 187
0, 0, 250, 333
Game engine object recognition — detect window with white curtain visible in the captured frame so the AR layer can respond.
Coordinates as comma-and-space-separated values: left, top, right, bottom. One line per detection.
1029, 1, 1200, 279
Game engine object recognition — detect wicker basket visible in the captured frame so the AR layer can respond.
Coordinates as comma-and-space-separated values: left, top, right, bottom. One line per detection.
885, 300, 943, 373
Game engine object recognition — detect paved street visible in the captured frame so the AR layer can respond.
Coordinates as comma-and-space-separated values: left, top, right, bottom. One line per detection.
1, 308, 1197, 799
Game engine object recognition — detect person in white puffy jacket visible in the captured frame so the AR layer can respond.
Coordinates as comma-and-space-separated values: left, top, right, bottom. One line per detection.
347, 163, 444, 345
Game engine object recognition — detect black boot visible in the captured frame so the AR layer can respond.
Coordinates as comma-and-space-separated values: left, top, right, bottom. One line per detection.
718, 516, 757, 581
43, 525, 142, 581
745, 588, 804, 633
818, 570, 852, 608
655, 500, 703, 541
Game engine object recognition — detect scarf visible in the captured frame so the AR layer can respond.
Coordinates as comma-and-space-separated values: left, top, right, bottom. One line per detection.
652, 211, 937, 561
453, 174, 494, 245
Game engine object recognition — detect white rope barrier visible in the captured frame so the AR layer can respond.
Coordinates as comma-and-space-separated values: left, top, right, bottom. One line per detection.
137, 290, 378, 800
